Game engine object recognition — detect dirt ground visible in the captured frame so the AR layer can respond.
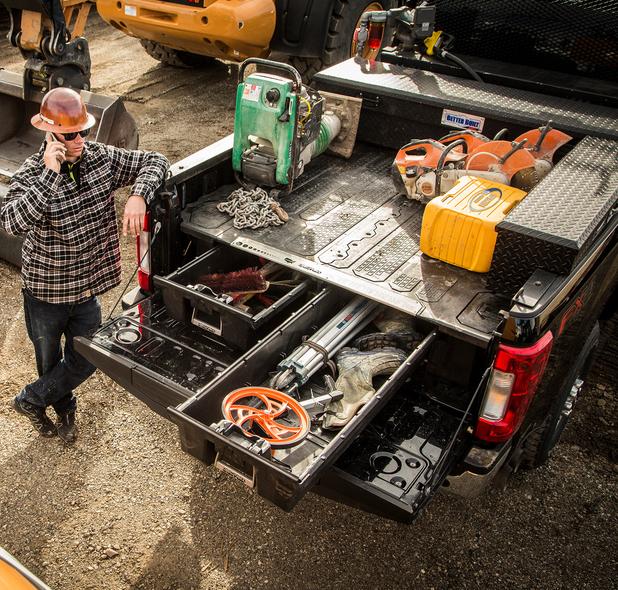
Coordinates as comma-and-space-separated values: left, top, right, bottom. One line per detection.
0, 14, 616, 590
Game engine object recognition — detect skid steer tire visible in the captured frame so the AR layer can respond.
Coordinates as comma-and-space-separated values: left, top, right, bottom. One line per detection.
290, 0, 391, 81
140, 40, 217, 68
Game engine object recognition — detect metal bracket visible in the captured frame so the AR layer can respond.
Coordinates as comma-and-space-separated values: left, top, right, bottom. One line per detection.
211, 420, 272, 456
512, 269, 557, 309
214, 452, 257, 488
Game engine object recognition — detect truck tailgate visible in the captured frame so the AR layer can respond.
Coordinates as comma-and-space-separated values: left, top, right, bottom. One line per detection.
75, 297, 237, 416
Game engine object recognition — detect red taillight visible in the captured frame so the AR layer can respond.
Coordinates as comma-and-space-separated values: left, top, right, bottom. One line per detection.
475, 331, 554, 443
136, 210, 152, 292
368, 23, 385, 49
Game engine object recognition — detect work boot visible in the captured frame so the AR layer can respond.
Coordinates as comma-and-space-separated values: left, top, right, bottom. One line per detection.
13, 397, 57, 437
322, 347, 407, 430
374, 308, 417, 334
354, 330, 422, 352
56, 411, 77, 444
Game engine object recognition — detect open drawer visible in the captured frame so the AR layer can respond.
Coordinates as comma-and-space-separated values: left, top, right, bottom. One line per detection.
74, 274, 329, 417
154, 246, 310, 350
314, 380, 477, 522
168, 287, 439, 511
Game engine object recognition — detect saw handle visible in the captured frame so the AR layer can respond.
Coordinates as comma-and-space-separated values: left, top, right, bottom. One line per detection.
435, 138, 465, 196
500, 139, 528, 164
533, 120, 553, 152
239, 58, 303, 91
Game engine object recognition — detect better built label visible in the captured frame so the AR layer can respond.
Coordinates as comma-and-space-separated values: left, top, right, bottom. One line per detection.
441, 109, 485, 132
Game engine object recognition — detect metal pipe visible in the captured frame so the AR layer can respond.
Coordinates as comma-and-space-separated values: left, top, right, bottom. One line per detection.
276, 297, 379, 386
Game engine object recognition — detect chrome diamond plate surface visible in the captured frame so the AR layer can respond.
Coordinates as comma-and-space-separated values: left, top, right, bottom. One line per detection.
316, 61, 618, 139
499, 136, 618, 248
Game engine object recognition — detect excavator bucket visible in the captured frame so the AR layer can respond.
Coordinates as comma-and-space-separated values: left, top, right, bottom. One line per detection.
0, 65, 138, 267
0, 0, 139, 177
0, 69, 138, 177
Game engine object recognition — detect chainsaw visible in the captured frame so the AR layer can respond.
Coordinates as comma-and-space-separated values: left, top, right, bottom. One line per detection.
232, 58, 362, 196
392, 123, 572, 202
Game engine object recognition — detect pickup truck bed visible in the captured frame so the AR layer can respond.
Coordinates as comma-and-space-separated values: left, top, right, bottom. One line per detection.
75, 58, 618, 522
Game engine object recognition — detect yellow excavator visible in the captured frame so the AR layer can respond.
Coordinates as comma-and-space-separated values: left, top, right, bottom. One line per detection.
0, 0, 138, 265
0, 0, 138, 175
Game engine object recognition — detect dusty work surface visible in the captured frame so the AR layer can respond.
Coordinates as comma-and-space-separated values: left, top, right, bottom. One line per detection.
0, 13, 616, 590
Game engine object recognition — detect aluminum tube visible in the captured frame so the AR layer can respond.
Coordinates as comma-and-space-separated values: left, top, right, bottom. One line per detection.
290, 298, 378, 370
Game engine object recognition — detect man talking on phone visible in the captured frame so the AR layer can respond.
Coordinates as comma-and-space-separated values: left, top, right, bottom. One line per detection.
0, 87, 168, 443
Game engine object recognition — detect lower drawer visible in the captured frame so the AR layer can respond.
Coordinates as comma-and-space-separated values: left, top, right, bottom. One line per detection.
169, 288, 438, 511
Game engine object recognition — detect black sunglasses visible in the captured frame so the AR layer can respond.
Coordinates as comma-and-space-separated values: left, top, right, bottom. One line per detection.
55, 128, 91, 141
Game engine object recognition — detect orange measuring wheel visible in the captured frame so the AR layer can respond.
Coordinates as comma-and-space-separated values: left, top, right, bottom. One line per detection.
222, 387, 311, 448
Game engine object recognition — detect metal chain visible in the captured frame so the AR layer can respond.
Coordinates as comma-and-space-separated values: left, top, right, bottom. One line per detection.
217, 187, 288, 229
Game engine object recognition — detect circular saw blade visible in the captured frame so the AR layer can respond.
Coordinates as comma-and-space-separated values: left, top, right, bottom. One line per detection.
511, 167, 540, 192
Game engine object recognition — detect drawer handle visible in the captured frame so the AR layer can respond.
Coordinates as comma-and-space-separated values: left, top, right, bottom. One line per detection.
214, 452, 256, 488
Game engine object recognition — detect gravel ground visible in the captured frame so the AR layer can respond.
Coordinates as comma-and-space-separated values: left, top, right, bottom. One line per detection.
0, 14, 616, 590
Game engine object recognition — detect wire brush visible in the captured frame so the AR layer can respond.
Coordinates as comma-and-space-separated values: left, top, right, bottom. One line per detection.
197, 267, 269, 295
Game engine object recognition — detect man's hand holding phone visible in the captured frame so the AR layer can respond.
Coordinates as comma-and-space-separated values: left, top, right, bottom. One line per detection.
44, 132, 66, 173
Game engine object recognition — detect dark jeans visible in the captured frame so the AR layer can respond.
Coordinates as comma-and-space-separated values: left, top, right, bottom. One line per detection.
16, 289, 101, 415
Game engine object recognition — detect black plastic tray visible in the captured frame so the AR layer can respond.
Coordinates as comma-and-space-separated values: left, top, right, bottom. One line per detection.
154, 246, 309, 349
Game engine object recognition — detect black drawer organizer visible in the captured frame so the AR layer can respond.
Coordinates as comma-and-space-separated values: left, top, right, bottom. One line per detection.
169, 285, 439, 511
154, 246, 310, 349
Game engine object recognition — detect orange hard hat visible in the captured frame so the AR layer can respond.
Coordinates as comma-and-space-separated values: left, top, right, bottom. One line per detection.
31, 87, 96, 133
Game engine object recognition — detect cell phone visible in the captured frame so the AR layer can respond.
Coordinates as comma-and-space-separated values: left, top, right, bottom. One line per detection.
45, 132, 66, 163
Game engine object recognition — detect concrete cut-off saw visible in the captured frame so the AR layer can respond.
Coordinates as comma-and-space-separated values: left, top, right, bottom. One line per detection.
392, 123, 572, 202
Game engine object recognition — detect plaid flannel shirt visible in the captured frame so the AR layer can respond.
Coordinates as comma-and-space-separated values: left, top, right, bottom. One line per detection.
0, 141, 169, 304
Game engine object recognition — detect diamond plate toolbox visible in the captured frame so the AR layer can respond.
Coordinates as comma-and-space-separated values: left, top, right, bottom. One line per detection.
489, 136, 618, 294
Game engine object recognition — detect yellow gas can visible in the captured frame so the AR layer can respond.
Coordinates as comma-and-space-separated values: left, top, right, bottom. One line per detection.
420, 176, 527, 272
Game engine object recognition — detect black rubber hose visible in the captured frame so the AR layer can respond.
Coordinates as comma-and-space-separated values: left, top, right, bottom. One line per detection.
435, 138, 465, 196
439, 49, 484, 83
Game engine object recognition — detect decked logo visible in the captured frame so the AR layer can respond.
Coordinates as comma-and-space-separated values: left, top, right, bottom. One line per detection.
468, 187, 502, 212
441, 108, 485, 132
